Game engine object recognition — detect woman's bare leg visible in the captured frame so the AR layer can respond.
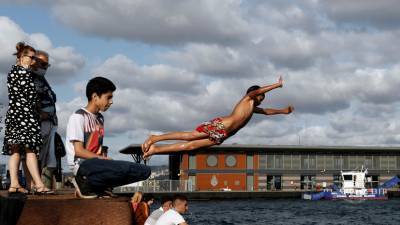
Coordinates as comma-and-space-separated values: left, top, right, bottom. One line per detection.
143, 138, 215, 158
25, 151, 50, 192
21, 160, 34, 191
8, 152, 22, 191
142, 131, 208, 152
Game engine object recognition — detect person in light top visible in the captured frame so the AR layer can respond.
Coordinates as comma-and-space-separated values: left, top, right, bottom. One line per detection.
144, 196, 173, 225
155, 194, 189, 225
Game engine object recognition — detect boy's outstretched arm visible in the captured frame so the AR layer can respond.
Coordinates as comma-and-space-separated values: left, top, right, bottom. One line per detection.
247, 76, 283, 98
254, 106, 294, 115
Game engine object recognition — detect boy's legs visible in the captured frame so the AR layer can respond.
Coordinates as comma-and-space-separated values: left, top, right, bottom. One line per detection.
77, 158, 151, 194
144, 138, 215, 158
143, 131, 208, 152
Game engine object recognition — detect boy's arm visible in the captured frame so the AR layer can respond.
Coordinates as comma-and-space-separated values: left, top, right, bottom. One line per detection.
254, 106, 294, 115
247, 76, 283, 99
72, 141, 110, 160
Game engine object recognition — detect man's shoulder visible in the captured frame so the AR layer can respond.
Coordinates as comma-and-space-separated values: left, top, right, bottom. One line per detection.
67, 109, 85, 126
162, 209, 184, 219
75, 108, 87, 115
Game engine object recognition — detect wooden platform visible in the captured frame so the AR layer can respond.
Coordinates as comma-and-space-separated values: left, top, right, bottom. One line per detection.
0, 190, 133, 225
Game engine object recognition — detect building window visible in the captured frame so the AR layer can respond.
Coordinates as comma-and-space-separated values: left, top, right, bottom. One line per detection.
247, 175, 254, 191
247, 155, 253, 169
309, 154, 316, 169
380, 156, 388, 170
267, 175, 281, 190
388, 156, 396, 170
301, 155, 309, 169
316, 154, 324, 169
267, 154, 274, 169
349, 155, 357, 169
333, 155, 343, 170
259, 154, 267, 169
292, 154, 301, 169
357, 155, 365, 167
275, 154, 283, 169
189, 154, 196, 170
397, 156, 400, 170
342, 155, 349, 170
325, 155, 333, 169
226, 155, 237, 167
283, 154, 291, 169
373, 155, 380, 169
365, 156, 373, 169
301, 175, 316, 190
206, 155, 218, 167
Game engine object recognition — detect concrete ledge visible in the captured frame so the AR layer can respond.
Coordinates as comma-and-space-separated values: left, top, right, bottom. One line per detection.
17, 195, 132, 225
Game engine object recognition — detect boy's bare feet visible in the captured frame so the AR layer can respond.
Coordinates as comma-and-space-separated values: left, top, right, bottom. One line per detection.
143, 135, 157, 153
286, 106, 294, 114
278, 76, 283, 87
143, 145, 156, 160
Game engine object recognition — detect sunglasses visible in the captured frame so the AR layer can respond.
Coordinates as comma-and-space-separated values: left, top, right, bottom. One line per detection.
22, 54, 36, 60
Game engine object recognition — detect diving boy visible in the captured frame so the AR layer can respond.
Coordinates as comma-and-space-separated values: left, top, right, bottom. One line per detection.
142, 76, 294, 158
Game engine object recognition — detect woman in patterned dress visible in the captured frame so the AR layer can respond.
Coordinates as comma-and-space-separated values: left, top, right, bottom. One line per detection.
2, 42, 52, 194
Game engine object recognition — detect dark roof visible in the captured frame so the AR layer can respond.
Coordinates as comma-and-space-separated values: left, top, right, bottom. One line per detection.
119, 144, 400, 155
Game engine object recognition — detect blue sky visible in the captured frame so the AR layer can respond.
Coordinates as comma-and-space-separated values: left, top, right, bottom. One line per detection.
1, 0, 400, 168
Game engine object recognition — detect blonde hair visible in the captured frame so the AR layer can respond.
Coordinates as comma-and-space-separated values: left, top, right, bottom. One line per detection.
131, 191, 143, 203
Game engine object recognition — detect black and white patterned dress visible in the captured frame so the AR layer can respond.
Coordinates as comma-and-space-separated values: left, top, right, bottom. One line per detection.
2, 65, 43, 155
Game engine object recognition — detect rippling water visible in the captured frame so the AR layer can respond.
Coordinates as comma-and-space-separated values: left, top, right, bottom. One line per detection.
170, 199, 400, 225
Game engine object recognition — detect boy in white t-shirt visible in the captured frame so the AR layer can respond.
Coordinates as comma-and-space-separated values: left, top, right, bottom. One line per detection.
66, 77, 151, 198
155, 195, 189, 225
145, 196, 173, 225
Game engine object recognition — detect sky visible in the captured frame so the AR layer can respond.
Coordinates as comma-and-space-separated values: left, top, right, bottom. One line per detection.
1, 0, 400, 166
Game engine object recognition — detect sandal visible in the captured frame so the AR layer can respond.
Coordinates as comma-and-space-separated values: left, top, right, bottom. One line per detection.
33, 186, 55, 195
8, 186, 29, 194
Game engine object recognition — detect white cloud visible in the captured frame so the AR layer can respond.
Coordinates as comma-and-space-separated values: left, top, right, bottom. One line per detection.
93, 54, 201, 94
161, 44, 259, 78
49, 0, 250, 45
322, 0, 400, 29
0, 16, 85, 84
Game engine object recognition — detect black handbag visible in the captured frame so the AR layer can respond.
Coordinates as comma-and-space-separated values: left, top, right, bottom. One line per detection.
54, 132, 66, 158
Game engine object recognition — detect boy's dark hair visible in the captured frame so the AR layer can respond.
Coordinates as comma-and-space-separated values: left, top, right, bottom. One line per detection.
86, 77, 116, 100
246, 85, 260, 94
172, 194, 188, 203
161, 196, 173, 205
142, 193, 155, 203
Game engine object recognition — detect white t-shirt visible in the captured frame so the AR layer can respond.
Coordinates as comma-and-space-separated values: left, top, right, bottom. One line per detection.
155, 209, 185, 225
144, 207, 164, 225
65, 108, 104, 175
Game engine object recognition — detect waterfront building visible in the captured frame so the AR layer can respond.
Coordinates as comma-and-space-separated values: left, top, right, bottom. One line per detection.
121, 145, 400, 192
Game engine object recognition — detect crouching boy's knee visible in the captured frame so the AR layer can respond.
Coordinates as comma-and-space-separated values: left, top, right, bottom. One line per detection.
142, 165, 151, 180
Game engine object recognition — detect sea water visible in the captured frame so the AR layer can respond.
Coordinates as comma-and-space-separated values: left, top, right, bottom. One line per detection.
168, 199, 400, 225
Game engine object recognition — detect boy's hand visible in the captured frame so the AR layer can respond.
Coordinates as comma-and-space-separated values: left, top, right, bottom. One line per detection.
286, 106, 294, 114
278, 76, 283, 88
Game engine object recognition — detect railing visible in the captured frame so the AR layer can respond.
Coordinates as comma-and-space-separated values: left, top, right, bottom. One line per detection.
115, 179, 196, 193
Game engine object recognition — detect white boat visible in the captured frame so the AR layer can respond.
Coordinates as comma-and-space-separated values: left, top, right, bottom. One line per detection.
302, 167, 399, 200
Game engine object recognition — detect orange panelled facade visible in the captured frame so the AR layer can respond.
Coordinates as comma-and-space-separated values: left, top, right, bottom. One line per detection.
180, 151, 256, 191
195, 153, 247, 170
196, 174, 246, 191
